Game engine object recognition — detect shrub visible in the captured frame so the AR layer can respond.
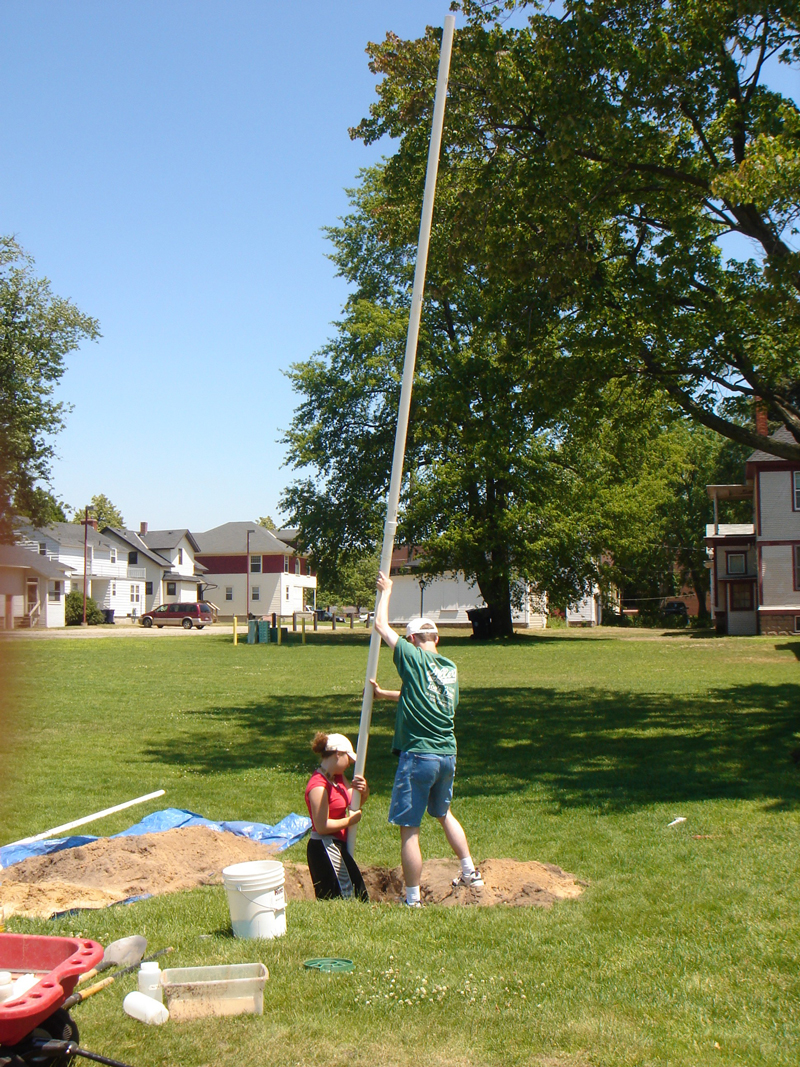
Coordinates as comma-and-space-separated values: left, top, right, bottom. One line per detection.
65, 590, 105, 625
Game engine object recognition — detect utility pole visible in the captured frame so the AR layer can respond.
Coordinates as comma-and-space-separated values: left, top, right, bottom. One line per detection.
82, 506, 89, 626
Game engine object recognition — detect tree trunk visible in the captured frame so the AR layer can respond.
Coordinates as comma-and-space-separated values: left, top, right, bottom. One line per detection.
690, 567, 709, 622
475, 570, 515, 638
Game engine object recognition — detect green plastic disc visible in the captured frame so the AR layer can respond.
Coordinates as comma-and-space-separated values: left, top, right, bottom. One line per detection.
303, 958, 354, 973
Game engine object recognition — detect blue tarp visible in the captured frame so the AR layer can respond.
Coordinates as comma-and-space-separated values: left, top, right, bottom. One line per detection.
0, 808, 311, 869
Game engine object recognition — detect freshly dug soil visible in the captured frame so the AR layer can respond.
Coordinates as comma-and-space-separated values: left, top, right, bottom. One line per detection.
0, 827, 583, 919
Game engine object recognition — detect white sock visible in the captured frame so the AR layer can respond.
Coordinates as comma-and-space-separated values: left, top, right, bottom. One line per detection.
406, 885, 421, 905
460, 857, 475, 876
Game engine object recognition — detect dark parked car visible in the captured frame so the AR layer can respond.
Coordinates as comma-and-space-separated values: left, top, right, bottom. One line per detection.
662, 601, 688, 617
140, 602, 214, 629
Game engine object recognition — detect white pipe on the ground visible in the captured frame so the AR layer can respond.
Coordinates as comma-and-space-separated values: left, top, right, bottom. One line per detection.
348, 14, 456, 855
4, 789, 166, 848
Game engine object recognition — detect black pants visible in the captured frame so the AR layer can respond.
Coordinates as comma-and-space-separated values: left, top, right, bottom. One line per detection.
307, 837, 369, 901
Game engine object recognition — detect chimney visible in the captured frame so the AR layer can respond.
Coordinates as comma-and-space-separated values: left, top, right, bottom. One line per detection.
81, 518, 98, 531
754, 398, 769, 438
140, 521, 148, 535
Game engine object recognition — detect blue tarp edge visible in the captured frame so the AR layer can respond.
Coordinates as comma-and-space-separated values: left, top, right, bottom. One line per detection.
0, 808, 311, 869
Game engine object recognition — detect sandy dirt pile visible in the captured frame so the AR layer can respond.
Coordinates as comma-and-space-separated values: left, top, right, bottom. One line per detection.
0, 828, 583, 918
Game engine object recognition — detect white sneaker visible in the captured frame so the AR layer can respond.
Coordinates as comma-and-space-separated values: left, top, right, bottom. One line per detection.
452, 869, 484, 888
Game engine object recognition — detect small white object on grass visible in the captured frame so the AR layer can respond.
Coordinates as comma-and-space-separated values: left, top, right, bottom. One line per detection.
667, 817, 687, 827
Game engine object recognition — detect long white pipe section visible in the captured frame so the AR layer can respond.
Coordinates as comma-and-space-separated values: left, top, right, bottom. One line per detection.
348, 14, 456, 854
4, 790, 166, 848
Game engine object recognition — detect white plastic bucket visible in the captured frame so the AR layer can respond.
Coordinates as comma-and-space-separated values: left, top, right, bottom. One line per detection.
221, 860, 287, 939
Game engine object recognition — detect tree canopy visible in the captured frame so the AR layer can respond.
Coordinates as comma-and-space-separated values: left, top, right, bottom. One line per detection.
72, 494, 125, 529
0, 237, 99, 541
353, 0, 800, 459
282, 172, 738, 633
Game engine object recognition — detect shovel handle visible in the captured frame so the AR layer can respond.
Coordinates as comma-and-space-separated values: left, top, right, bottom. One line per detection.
62, 976, 115, 1010
77, 961, 110, 986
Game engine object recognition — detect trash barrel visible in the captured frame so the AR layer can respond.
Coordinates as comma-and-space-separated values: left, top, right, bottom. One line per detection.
247, 620, 258, 644
102, 608, 115, 625
257, 620, 270, 644
466, 607, 492, 639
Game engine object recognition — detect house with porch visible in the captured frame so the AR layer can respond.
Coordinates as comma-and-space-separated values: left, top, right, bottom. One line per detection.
194, 522, 316, 619
15, 520, 148, 622
0, 544, 71, 629
706, 425, 800, 636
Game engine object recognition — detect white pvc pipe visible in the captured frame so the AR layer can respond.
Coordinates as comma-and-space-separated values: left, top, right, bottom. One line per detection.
4, 789, 166, 847
348, 14, 456, 854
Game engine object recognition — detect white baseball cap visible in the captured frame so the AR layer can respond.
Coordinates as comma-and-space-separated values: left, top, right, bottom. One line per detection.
405, 617, 439, 638
324, 733, 357, 761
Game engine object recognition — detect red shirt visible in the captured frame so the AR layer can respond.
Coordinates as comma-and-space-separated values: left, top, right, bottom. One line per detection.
305, 770, 352, 842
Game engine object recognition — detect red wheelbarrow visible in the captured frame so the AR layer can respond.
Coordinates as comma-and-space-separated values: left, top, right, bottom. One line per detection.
0, 935, 136, 1066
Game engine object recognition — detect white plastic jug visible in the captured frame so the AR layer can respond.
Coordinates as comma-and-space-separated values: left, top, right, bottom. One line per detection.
123, 991, 169, 1025
138, 961, 163, 1003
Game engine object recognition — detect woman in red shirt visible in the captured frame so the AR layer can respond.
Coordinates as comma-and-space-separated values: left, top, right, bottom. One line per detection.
304, 732, 370, 900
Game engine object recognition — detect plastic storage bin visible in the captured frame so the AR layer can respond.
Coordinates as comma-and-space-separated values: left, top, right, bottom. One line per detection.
161, 963, 268, 1021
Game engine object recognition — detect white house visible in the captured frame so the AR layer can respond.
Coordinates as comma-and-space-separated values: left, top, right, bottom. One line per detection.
194, 522, 316, 619
0, 544, 71, 629
567, 589, 603, 626
387, 548, 547, 629
15, 520, 148, 622
706, 425, 800, 636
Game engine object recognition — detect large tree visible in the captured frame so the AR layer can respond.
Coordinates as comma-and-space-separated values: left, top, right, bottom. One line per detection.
0, 237, 99, 541
281, 174, 706, 634
354, 1, 800, 460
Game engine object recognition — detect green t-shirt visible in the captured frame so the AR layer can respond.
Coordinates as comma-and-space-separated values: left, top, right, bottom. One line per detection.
391, 639, 459, 755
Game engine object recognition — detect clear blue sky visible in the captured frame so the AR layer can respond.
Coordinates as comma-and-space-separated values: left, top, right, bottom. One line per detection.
2, 4, 797, 533
1, 1, 463, 532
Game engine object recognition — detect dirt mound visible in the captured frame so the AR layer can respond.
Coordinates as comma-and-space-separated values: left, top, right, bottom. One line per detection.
0, 828, 583, 919
1, 826, 276, 918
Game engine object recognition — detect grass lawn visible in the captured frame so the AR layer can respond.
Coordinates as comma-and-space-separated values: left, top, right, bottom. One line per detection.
1, 629, 798, 1067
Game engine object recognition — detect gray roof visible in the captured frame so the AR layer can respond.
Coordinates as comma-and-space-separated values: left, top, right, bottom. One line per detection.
0, 544, 71, 579
141, 529, 201, 554
102, 527, 174, 569
162, 570, 204, 584
747, 425, 800, 464
194, 522, 293, 555
15, 520, 118, 551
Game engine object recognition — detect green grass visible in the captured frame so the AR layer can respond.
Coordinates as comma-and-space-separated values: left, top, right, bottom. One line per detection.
1, 630, 799, 1067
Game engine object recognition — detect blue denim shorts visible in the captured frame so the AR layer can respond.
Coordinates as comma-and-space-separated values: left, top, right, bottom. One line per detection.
388, 752, 456, 826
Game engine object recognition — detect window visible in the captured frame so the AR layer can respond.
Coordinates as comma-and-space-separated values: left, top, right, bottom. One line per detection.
795, 471, 800, 510
166, 581, 177, 596
307, 561, 312, 576
130, 585, 140, 603
111, 582, 117, 596
285, 586, 290, 600
251, 586, 260, 601
145, 581, 153, 595
48, 581, 62, 602
727, 552, 746, 575
177, 548, 183, 564
225, 587, 233, 601
110, 547, 117, 564
71, 580, 80, 593
294, 558, 300, 575
250, 555, 261, 573
283, 556, 289, 573
128, 551, 138, 565
795, 616, 800, 633
729, 584, 753, 611
38, 542, 47, 555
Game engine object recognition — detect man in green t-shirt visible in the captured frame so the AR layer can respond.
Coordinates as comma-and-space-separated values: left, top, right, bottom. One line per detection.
371, 571, 483, 907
